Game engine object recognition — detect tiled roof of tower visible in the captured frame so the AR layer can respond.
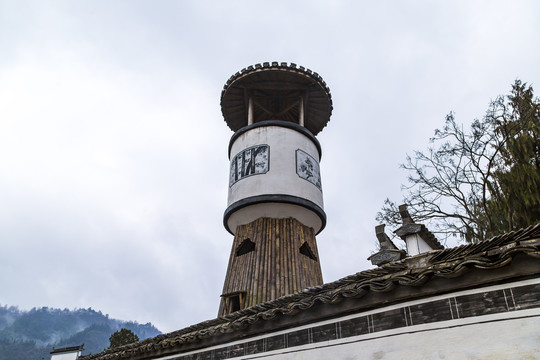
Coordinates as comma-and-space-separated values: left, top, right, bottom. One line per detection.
80, 223, 540, 360
220, 62, 333, 135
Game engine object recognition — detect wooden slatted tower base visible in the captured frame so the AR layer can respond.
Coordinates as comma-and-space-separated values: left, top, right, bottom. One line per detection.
219, 217, 323, 316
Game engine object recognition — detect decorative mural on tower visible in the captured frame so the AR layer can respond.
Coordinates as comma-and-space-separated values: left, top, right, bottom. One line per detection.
229, 145, 270, 186
296, 149, 322, 190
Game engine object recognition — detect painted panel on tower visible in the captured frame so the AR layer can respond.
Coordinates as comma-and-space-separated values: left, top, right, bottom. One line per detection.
296, 149, 322, 190
230, 144, 269, 186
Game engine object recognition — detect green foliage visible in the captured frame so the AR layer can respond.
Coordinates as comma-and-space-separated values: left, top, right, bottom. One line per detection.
0, 338, 49, 360
377, 80, 540, 242
0, 306, 160, 360
108, 328, 139, 349
58, 323, 114, 355
487, 80, 540, 233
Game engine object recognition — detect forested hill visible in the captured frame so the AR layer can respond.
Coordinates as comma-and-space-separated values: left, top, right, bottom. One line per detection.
0, 305, 161, 360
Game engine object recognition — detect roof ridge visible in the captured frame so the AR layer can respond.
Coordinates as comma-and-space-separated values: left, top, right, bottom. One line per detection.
81, 222, 540, 360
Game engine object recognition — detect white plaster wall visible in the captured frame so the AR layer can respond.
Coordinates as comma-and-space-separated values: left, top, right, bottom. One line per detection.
227, 203, 322, 235
266, 316, 540, 360
227, 126, 324, 231
51, 351, 81, 360
406, 234, 433, 255
156, 279, 540, 360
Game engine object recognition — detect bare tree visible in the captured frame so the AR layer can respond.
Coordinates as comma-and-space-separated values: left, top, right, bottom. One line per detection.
377, 80, 540, 243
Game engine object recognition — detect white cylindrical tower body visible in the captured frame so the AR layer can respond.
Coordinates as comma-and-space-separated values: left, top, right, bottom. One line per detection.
224, 121, 325, 234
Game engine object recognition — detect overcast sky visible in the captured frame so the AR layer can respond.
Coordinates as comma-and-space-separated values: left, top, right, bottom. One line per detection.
1, 1, 539, 334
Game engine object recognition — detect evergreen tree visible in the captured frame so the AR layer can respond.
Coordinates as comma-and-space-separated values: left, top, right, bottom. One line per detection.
108, 328, 139, 349
487, 80, 540, 234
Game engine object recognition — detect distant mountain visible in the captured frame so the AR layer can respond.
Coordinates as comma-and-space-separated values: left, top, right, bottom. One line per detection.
0, 305, 161, 360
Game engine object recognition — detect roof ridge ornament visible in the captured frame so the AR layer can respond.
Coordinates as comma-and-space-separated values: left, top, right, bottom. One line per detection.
394, 204, 444, 256
368, 224, 406, 266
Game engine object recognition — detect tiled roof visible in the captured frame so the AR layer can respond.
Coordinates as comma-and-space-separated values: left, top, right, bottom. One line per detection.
81, 223, 540, 360
51, 344, 84, 354
394, 204, 445, 250
395, 222, 445, 250
220, 62, 333, 135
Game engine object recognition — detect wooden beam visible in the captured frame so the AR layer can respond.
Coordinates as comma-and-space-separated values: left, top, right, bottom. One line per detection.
276, 100, 300, 117
253, 100, 274, 116
299, 96, 304, 126
248, 96, 254, 125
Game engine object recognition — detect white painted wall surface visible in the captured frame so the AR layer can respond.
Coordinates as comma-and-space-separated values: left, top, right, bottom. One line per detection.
263, 316, 540, 360
159, 279, 540, 360
227, 125, 324, 232
227, 203, 322, 236
51, 350, 81, 360
405, 234, 434, 256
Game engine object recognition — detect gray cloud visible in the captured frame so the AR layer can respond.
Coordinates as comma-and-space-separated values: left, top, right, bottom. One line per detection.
0, 0, 539, 333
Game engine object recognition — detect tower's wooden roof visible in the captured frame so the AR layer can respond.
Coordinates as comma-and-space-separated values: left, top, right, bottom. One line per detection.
221, 62, 333, 135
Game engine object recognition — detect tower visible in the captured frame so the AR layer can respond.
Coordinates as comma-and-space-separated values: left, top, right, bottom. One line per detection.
218, 62, 332, 316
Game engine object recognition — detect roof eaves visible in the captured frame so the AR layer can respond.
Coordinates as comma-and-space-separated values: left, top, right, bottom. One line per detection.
81, 223, 540, 360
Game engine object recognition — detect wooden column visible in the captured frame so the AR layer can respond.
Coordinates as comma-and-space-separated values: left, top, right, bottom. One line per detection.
218, 217, 323, 316
298, 96, 304, 126
247, 96, 254, 125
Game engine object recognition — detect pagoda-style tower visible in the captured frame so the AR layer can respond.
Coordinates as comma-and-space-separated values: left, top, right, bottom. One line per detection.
218, 62, 333, 316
